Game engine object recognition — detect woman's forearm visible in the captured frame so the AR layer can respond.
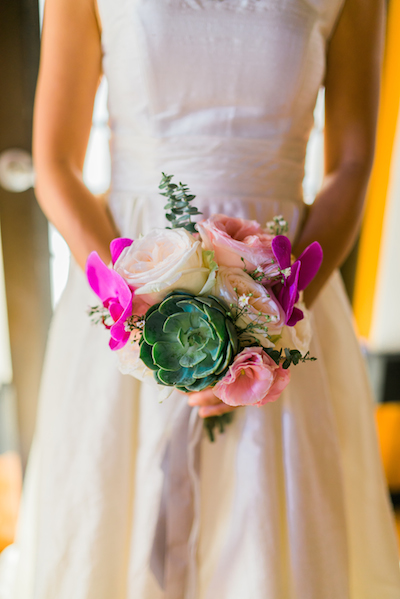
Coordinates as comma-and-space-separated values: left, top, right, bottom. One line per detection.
293, 161, 371, 306
35, 162, 118, 270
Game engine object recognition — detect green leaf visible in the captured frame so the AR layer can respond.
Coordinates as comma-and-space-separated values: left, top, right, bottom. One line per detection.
158, 295, 188, 316
290, 350, 301, 365
177, 299, 205, 315
139, 341, 158, 370
179, 348, 207, 368
185, 374, 218, 393
152, 341, 184, 370
203, 413, 234, 443
193, 352, 222, 378
153, 370, 169, 386
157, 367, 195, 387
160, 173, 202, 231
183, 223, 197, 233
215, 342, 233, 374
198, 252, 218, 296
204, 306, 226, 340
143, 311, 168, 345
202, 250, 216, 270
144, 302, 161, 319
163, 312, 191, 336
265, 348, 281, 365
225, 319, 239, 355
204, 336, 222, 360
208, 295, 230, 311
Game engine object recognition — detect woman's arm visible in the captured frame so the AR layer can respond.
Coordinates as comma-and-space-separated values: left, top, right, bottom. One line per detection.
294, 0, 385, 305
190, 0, 385, 417
33, 0, 118, 270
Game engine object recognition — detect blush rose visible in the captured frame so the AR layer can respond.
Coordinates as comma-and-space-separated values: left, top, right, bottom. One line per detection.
197, 214, 279, 276
213, 347, 291, 407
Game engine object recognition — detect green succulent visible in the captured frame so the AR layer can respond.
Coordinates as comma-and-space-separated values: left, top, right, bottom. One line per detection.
139, 291, 239, 393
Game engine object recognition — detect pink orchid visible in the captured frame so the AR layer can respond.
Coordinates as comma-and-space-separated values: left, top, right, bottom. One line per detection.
213, 347, 291, 407
271, 236, 323, 326
110, 237, 134, 265
86, 251, 134, 350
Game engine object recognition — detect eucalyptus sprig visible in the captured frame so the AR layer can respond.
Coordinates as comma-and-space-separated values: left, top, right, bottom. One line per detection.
159, 172, 202, 233
204, 412, 234, 443
264, 347, 317, 369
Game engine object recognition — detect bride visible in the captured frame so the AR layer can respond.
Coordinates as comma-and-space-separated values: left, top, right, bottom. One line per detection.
5, 0, 400, 597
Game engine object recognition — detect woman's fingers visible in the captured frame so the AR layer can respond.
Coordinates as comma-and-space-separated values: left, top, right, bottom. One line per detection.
198, 403, 239, 418
188, 389, 221, 407
187, 388, 239, 419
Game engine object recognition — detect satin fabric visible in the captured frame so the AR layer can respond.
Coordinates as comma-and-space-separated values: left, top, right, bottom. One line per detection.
2, 0, 400, 598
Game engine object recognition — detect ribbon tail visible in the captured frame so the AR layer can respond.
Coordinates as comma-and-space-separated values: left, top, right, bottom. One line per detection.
149, 444, 170, 589
150, 403, 203, 599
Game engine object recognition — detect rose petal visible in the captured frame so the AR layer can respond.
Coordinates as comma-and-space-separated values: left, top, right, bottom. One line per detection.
258, 365, 291, 405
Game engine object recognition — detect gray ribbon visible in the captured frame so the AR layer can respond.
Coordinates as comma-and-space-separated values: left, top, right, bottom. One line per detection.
150, 404, 203, 599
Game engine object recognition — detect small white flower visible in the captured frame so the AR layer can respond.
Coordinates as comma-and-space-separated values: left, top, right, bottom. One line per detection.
255, 266, 264, 274
279, 219, 287, 227
266, 220, 274, 228
282, 267, 291, 278
238, 294, 250, 308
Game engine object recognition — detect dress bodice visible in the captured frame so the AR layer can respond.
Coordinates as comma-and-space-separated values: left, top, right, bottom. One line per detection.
97, 0, 344, 204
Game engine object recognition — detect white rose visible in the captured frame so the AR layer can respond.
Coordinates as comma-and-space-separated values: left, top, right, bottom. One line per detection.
114, 228, 209, 303
275, 302, 312, 355
212, 267, 285, 348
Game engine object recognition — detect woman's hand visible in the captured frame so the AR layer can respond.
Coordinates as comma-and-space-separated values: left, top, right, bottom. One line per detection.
187, 389, 239, 419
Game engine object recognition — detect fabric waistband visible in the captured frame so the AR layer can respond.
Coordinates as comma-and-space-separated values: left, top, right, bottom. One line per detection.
108, 134, 307, 203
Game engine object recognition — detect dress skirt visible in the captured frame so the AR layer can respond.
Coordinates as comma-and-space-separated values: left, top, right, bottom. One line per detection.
3, 192, 400, 599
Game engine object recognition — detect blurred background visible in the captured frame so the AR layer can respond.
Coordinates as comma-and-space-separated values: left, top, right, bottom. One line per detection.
0, 0, 399, 559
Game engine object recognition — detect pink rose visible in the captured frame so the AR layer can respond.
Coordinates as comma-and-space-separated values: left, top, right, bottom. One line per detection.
213, 347, 290, 407
197, 215, 279, 275
213, 267, 285, 347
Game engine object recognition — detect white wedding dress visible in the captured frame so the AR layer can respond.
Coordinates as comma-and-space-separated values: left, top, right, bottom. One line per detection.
3, 0, 400, 598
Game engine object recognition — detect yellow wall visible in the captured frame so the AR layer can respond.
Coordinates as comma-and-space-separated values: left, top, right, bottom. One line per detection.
353, 0, 400, 338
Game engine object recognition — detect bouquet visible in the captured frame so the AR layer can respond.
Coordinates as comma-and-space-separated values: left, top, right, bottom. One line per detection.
86, 174, 322, 441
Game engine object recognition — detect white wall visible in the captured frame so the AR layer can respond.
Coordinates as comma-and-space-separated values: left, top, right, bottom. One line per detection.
370, 109, 400, 352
